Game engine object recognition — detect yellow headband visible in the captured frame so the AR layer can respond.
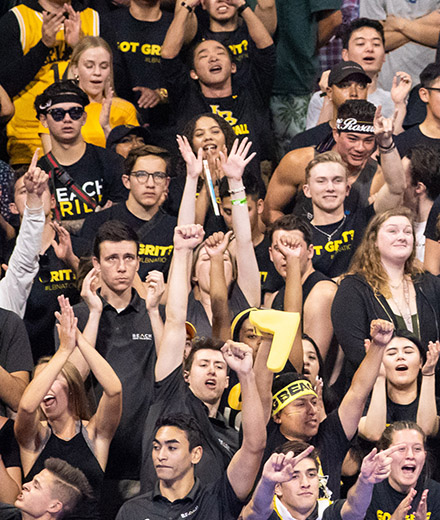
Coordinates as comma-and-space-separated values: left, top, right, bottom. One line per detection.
272, 380, 317, 416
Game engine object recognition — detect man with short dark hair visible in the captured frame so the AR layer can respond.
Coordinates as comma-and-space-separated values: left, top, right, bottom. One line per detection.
0, 457, 92, 520
36, 80, 126, 234
81, 144, 176, 279
106, 124, 150, 158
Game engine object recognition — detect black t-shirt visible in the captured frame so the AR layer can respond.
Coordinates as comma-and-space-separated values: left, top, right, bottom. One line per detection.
140, 366, 239, 493
395, 125, 440, 158
0, 504, 21, 520
425, 195, 440, 241
310, 205, 375, 278
81, 204, 176, 280
288, 122, 333, 151
0, 419, 20, 470
366, 478, 440, 520
161, 45, 276, 161
117, 475, 244, 520
267, 499, 344, 520
38, 144, 126, 221
101, 8, 174, 142
263, 410, 351, 500
254, 236, 284, 297
72, 290, 156, 480
0, 309, 33, 417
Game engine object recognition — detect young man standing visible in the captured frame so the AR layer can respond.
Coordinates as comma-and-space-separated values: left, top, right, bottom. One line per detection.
35, 80, 126, 234
0, 458, 92, 520
81, 144, 176, 279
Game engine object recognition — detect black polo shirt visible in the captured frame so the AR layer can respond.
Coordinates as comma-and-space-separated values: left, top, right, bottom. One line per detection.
72, 290, 156, 480
116, 475, 244, 520
140, 366, 239, 493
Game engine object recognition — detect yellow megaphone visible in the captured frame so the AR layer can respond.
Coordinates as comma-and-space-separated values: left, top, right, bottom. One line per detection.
249, 310, 300, 373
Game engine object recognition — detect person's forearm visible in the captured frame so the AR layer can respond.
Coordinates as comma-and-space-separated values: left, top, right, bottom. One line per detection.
349, 342, 384, 400
161, 6, 192, 59
0, 84, 14, 123
317, 10, 342, 49
210, 255, 230, 341
240, 369, 266, 453
178, 175, 198, 226
424, 239, 440, 276
0, 462, 20, 504
317, 95, 333, 126
284, 257, 303, 372
392, 102, 406, 135
0, 368, 27, 412
380, 145, 406, 195
149, 308, 164, 350
240, 4, 273, 49
417, 374, 439, 436
359, 376, 387, 442
254, 0, 277, 36
341, 475, 374, 520
253, 336, 274, 423
243, 476, 276, 520
400, 14, 440, 47
384, 30, 410, 52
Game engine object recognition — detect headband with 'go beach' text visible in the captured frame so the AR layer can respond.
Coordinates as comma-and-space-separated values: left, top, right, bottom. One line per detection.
272, 379, 318, 416
336, 117, 375, 134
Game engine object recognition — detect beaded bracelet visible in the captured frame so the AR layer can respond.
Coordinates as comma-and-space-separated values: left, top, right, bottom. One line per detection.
228, 186, 246, 195
231, 197, 247, 206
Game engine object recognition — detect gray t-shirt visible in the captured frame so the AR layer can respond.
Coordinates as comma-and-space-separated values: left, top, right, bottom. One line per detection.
360, 0, 439, 90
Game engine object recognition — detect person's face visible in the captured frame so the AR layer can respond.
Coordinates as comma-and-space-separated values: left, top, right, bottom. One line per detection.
11, 176, 53, 218
302, 340, 320, 383
40, 102, 86, 144
383, 337, 421, 388
327, 77, 368, 108
152, 426, 202, 484
190, 40, 236, 87
186, 349, 229, 405
201, 0, 237, 22
303, 162, 349, 215
269, 229, 313, 279
221, 195, 262, 233
122, 155, 169, 211
376, 216, 414, 266
93, 240, 139, 294
333, 130, 376, 168
115, 133, 146, 158
193, 244, 233, 293
342, 26, 385, 74
15, 469, 62, 517
36, 366, 71, 420
420, 78, 440, 121
72, 46, 111, 99
388, 429, 426, 493
192, 116, 227, 160
274, 394, 319, 441
238, 318, 262, 358
275, 458, 319, 517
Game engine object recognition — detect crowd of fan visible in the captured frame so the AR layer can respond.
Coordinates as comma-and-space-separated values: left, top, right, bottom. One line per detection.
0, 0, 440, 519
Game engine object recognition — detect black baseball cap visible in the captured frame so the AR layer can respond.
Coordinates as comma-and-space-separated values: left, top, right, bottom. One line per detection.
106, 125, 151, 150
328, 61, 371, 87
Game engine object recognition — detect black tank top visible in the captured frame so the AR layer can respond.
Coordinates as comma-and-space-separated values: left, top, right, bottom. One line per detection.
25, 422, 104, 520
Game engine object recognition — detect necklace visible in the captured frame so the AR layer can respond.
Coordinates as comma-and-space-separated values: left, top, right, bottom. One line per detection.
311, 215, 347, 242
389, 278, 403, 290
391, 277, 414, 332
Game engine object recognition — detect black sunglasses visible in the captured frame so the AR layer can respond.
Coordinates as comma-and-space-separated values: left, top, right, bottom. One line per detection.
47, 107, 85, 122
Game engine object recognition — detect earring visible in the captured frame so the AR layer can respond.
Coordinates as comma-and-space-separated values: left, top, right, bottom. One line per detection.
74, 74, 79, 81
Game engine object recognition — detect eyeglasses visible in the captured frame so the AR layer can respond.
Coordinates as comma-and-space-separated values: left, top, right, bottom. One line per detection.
130, 171, 168, 184
47, 107, 85, 122
424, 87, 440, 93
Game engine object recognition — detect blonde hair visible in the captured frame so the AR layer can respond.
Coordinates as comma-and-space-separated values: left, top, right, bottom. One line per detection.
346, 207, 423, 298
305, 151, 348, 182
69, 36, 115, 94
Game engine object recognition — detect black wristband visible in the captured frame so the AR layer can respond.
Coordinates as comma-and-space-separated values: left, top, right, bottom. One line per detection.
181, 1, 193, 13
237, 1, 250, 15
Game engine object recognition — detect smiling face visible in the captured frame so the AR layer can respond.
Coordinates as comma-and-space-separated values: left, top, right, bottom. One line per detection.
15, 469, 62, 518
72, 46, 111, 101
274, 394, 320, 441
303, 162, 349, 215
333, 129, 376, 169
201, 0, 238, 22
342, 26, 385, 75
186, 349, 229, 406
275, 458, 319, 518
383, 337, 422, 389
152, 426, 202, 485
376, 216, 414, 266
388, 429, 426, 493
192, 116, 227, 160
190, 40, 236, 87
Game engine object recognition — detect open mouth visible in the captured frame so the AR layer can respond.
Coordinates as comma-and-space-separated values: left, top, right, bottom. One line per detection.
401, 464, 416, 474
205, 379, 216, 389
43, 394, 56, 406
203, 144, 217, 152
209, 65, 222, 73
396, 365, 408, 371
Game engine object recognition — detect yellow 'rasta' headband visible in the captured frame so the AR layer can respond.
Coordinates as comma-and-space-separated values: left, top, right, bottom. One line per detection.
272, 379, 317, 416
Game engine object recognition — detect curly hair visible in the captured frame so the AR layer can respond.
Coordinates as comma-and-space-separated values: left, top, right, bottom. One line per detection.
346, 207, 423, 298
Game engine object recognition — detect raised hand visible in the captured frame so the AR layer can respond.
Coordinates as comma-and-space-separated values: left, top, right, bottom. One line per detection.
391, 72, 412, 105
64, 4, 81, 48
359, 445, 404, 485
55, 295, 78, 354
99, 82, 114, 136
370, 319, 394, 348
176, 135, 203, 179
42, 10, 66, 48
221, 340, 253, 376
275, 234, 303, 260
50, 221, 75, 262
390, 488, 416, 520
132, 87, 161, 109
374, 105, 398, 148
414, 489, 429, 520
24, 148, 49, 197
80, 267, 102, 314
262, 446, 315, 483
204, 230, 233, 258
144, 270, 165, 311
173, 224, 205, 251
422, 340, 440, 376
219, 137, 256, 181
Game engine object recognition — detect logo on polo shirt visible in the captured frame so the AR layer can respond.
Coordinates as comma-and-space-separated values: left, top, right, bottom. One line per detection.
132, 333, 153, 341
181, 506, 199, 517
